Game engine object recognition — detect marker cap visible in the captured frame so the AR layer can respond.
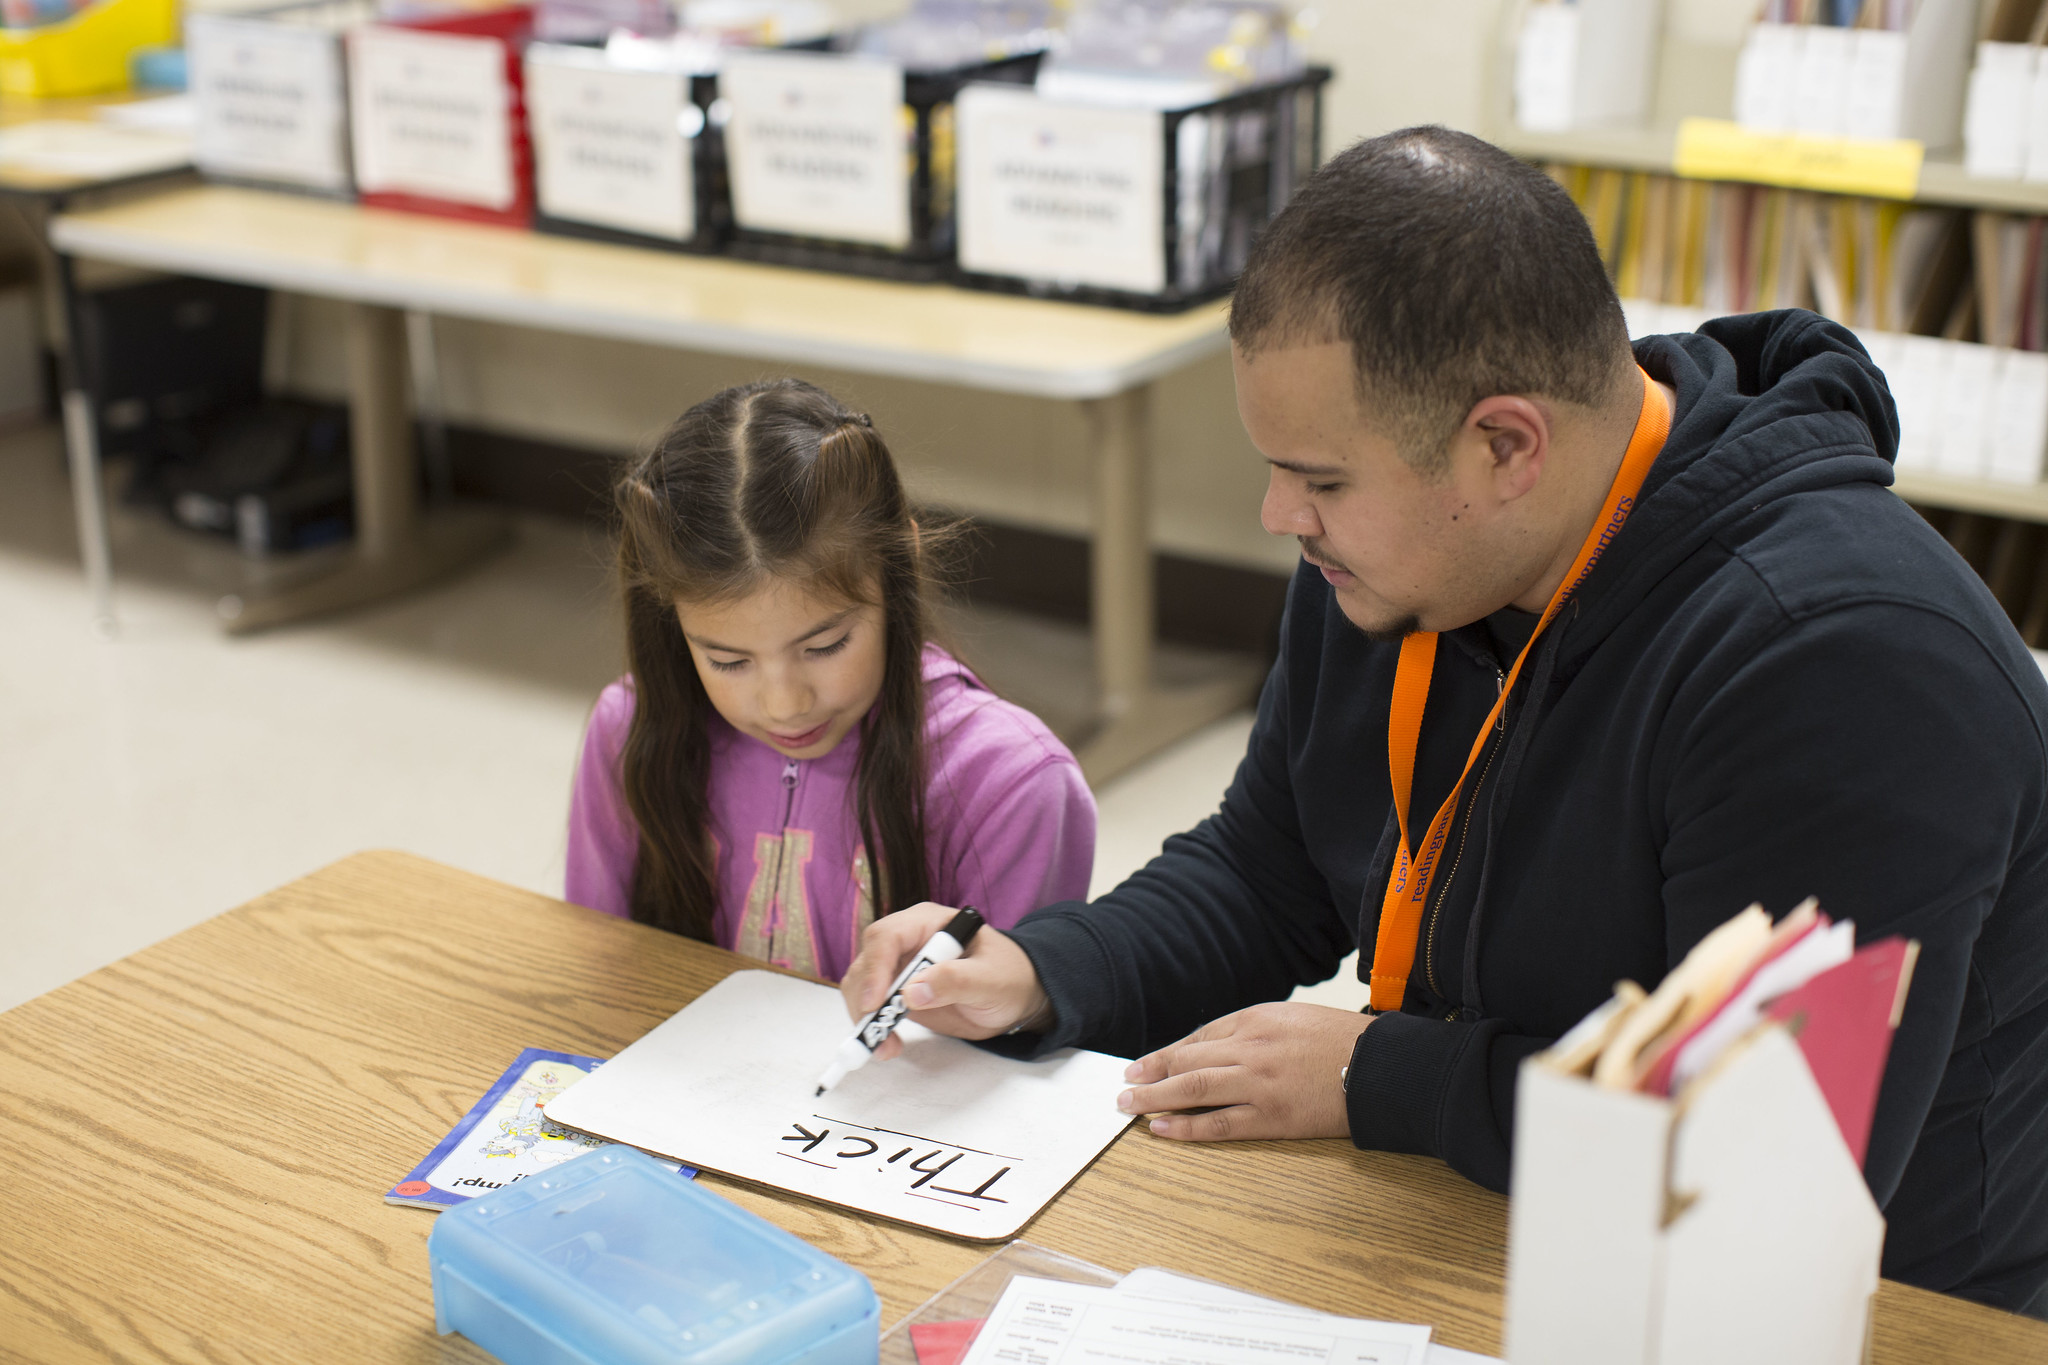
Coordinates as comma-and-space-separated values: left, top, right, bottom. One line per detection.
942, 905, 985, 948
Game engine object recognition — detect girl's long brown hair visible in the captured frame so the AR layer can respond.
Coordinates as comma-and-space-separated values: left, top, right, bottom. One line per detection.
615, 378, 946, 940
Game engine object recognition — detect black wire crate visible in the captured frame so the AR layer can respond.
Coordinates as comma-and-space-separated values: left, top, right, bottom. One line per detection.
720, 47, 1044, 283
951, 66, 1330, 313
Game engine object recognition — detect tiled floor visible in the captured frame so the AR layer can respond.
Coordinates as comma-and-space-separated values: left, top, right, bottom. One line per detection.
3, 425, 1370, 1015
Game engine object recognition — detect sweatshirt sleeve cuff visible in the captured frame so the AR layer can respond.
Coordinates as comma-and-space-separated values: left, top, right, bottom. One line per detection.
990, 906, 1118, 1057
1345, 1011, 1476, 1158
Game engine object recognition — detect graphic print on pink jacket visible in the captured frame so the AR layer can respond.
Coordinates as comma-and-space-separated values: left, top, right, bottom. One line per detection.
566, 645, 1096, 982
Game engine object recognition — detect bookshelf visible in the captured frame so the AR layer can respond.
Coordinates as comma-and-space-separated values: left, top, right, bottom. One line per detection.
1497, 127, 2048, 528
1894, 469, 2048, 522
1495, 129, 2048, 221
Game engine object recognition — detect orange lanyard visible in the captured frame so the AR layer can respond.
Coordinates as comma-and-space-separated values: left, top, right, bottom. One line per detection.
1368, 367, 1671, 1012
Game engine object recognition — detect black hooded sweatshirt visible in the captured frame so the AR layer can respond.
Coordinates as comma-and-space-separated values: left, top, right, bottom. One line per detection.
1000, 312, 2048, 1312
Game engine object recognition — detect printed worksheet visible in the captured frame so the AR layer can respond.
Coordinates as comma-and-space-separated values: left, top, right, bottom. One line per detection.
1116, 1270, 1500, 1365
542, 971, 1133, 1239
959, 1276, 1435, 1365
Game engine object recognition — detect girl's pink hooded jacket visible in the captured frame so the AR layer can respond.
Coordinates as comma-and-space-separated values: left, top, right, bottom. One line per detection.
566, 646, 1096, 982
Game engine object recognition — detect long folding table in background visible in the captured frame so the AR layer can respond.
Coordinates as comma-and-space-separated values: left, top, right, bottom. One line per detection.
50, 184, 1250, 782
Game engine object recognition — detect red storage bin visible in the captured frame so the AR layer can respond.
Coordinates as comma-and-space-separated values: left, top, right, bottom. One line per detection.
349, 5, 535, 227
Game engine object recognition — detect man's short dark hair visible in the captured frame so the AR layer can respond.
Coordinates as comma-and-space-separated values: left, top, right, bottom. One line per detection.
1231, 126, 1633, 473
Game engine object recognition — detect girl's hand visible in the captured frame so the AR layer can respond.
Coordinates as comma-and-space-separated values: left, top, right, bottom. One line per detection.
840, 903, 1053, 1061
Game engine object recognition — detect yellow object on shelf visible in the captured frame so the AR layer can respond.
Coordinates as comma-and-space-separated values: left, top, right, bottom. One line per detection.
1674, 117, 1924, 201
0, 0, 176, 98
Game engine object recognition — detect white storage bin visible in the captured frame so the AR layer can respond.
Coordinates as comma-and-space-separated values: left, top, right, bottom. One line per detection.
721, 47, 910, 249
525, 43, 715, 249
1511, 0, 1661, 134
188, 0, 369, 195
347, 5, 535, 226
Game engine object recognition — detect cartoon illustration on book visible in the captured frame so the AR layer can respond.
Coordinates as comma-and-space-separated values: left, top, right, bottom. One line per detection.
387, 1049, 691, 1210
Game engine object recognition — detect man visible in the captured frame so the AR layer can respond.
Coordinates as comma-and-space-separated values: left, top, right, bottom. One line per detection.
843, 127, 2048, 1314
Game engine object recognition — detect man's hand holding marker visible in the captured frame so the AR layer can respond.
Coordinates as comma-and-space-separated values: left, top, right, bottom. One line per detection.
837, 903, 1053, 1064
839, 902, 1372, 1141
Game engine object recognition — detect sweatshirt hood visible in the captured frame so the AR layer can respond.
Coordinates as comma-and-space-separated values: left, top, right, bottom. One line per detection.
1559, 309, 1901, 663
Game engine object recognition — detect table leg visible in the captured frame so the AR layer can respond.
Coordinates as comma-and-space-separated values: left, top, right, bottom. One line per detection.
61, 388, 115, 637
1073, 384, 1263, 786
215, 301, 508, 634
1088, 385, 1153, 723
404, 308, 453, 503
49, 243, 119, 636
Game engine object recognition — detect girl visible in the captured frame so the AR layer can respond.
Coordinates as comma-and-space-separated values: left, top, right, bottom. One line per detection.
566, 378, 1096, 982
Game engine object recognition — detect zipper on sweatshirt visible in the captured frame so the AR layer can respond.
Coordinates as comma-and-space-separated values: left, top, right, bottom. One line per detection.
1422, 669, 1507, 1002
778, 759, 800, 826
764, 759, 801, 931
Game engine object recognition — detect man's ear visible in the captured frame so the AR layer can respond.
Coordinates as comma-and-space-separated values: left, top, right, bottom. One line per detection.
1465, 396, 1549, 502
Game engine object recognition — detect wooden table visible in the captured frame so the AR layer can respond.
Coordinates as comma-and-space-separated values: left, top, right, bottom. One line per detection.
4, 851, 2043, 1363
47, 186, 1250, 782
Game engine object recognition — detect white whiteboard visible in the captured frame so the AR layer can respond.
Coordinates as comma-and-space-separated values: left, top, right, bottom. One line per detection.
544, 970, 1133, 1240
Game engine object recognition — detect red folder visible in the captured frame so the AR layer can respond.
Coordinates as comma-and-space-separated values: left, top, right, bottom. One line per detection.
1764, 937, 1919, 1169
908, 1317, 985, 1365
1636, 911, 1829, 1098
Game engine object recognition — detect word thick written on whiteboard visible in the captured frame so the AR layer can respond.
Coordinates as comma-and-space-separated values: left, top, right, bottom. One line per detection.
780, 1115, 1015, 1211
541, 970, 1133, 1241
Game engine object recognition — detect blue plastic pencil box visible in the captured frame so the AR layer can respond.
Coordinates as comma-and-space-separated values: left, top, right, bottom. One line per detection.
429, 1145, 880, 1365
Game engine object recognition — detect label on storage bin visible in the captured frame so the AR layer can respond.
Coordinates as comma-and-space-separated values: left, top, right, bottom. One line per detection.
720, 49, 908, 249
956, 85, 1164, 295
350, 26, 515, 210
526, 49, 693, 241
188, 15, 351, 191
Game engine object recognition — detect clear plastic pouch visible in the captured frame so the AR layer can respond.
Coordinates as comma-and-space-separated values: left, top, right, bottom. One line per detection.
879, 1241, 1120, 1365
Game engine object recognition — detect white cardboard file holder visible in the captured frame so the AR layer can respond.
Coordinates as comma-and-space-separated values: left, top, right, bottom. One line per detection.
1512, 0, 1661, 134
1505, 1025, 1882, 1365
1965, 41, 2035, 178
1963, 40, 2048, 182
1623, 313, 2048, 486
1733, 0, 1974, 147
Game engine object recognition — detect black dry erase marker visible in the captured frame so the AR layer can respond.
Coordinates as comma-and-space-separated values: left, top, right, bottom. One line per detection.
815, 906, 984, 1095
